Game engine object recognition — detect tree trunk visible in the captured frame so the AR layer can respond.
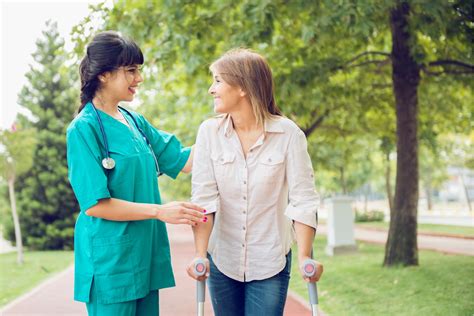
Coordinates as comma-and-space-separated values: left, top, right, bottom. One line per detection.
385, 151, 394, 214
8, 176, 24, 264
460, 170, 472, 212
425, 177, 433, 211
340, 166, 347, 194
364, 184, 369, 212
384, 2, 420, 266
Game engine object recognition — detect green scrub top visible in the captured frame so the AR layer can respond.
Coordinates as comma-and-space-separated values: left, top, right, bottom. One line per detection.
66, 102, 190, 304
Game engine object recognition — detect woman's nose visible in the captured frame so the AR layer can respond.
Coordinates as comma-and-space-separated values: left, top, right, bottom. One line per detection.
208, 85, 215, 95
136, 72, 144, 84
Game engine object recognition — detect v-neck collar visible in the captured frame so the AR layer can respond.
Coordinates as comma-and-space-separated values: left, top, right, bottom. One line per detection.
87, 102, 134, 132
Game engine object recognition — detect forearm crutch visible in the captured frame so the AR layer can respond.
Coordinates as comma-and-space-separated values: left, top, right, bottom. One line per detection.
193, 258, 207, 316
303, 258, 319, 316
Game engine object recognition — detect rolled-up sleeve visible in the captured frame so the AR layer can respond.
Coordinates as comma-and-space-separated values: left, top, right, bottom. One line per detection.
284, 128, 319, 229
191, 121, 220, 214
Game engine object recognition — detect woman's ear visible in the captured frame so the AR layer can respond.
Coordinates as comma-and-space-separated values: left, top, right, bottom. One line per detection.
98, 74, 107, 83
99, 71, 113, 83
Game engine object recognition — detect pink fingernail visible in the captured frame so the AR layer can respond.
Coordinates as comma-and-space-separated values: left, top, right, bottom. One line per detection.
203, 209, 207, 213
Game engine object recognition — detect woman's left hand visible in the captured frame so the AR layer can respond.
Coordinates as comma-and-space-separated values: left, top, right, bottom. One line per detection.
298, 257, 323, 283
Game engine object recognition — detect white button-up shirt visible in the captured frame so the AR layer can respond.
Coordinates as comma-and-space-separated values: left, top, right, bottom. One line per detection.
192, 114, 319, 282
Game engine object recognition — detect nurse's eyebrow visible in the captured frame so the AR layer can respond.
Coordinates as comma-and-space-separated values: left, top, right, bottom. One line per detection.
126, 65, 141, 70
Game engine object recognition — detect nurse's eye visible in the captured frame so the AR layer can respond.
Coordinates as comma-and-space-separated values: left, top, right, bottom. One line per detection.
124, 66, 143, 77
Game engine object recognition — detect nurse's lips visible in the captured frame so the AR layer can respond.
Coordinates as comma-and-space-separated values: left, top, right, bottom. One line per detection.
129, 87, 137, 94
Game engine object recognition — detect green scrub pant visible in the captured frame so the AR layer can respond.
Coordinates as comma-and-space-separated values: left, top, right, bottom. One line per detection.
86, 286, 159, 316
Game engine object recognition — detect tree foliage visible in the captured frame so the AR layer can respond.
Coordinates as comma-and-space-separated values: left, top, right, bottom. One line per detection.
71, 0, 473, 264
7, 21, 80, 250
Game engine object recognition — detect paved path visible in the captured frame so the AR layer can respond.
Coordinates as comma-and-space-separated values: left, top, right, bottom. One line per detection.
162, 225, 314, 316
5, 222, 469, 315
1, 224, 317, 315
318, 225, 474, 256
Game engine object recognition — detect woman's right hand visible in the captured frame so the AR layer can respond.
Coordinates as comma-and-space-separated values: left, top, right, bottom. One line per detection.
186, 256, 210, 281
156, 201, 206, 226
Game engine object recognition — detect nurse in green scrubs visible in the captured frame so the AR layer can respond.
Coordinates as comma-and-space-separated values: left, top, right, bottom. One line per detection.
67, 31, 205, 316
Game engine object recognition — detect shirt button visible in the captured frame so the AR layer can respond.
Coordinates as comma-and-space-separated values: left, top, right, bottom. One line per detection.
243, 226, 246, 230
268, 158, 272, 162
243, 211, 246, 214
243, 181, 247, 184
243, 196, 246, 200
242, 244, 245, 247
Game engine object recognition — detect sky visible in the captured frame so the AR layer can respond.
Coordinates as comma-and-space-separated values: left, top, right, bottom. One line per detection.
0, 0, 104, 129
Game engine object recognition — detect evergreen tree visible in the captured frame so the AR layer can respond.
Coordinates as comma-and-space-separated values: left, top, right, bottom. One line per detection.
7, 20, 80, 250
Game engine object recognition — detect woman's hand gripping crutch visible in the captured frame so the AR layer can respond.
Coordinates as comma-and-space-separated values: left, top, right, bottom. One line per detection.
191, 258, 209, 316
295, 219, 323, 316
302, 258, 320, 316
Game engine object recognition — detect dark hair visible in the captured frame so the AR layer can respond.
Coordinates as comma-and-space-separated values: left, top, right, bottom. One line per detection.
78, 31, 144, 112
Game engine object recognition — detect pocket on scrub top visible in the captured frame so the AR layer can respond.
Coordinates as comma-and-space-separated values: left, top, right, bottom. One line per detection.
211, 152, 236, 179
256, 152, 285, 183
91, 234, 136, 275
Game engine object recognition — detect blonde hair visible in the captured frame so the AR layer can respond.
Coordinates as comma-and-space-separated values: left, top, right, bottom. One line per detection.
210, 48, 282, 126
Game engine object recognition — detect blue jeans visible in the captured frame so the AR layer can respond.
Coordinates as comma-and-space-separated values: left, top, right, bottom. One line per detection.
207, 251, 291, 316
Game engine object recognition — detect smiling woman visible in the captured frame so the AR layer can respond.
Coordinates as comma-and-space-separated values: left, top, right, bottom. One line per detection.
187, 49, 323, 316
66, 31, 205, 316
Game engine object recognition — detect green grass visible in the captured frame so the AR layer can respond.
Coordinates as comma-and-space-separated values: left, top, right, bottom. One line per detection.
356, 221, 474, 238
290, 236, 474, 316
0, 251, 74, 307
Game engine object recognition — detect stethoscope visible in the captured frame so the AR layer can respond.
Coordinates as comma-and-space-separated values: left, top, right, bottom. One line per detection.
91, 102, 162, 177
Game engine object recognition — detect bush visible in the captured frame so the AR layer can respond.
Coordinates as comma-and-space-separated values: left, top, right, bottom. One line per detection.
355, 209, 385, 222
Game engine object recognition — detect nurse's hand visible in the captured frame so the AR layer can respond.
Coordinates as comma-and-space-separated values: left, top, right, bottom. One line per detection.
186, 256, 210, 281
156, 201, 205, 226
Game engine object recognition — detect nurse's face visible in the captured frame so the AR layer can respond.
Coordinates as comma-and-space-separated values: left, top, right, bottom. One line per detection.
101, 65, 144, 102
208, 72, 245, 114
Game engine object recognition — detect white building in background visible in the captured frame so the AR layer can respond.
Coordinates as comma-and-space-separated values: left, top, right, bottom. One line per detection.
439, 167, 474, 206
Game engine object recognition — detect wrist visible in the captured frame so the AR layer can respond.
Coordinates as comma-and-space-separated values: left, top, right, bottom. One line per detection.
151, 205, 162, 220
195, 250, 207, 258
298, 253, 311, 262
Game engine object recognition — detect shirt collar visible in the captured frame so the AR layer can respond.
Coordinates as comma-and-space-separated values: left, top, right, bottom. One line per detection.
223, 114, 234, 137
264, 117, 284, 134
219, 114, 284, 137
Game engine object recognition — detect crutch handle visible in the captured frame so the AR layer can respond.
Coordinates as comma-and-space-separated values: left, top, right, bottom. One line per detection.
303, 259, 319, 306
193, 258, 207, 277
193, 258, 207, 303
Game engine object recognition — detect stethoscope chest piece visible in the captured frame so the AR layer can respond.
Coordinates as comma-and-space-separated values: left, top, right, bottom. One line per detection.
102, 157, 116, 170
92, 103, 160, 175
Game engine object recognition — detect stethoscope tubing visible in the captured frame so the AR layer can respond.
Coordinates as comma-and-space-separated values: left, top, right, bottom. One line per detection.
91, 102, 161, 176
